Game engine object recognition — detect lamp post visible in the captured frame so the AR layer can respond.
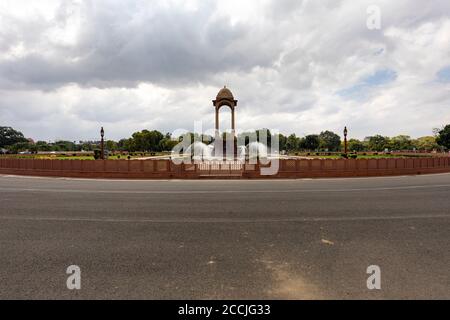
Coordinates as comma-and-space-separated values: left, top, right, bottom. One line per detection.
100, 127, 105, 160
344, 126, 348, 155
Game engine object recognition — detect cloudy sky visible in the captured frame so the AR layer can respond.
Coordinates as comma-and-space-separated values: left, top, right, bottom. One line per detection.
0, 0, 449, 141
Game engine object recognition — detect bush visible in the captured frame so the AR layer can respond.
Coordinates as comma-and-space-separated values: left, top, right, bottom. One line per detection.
93, 149, 101, 160
341, 153, 349, 159
349, 154, 358, 159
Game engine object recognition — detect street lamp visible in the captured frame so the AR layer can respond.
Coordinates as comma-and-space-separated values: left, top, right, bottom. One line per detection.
344, 126, 348, 155
100, 127, 105, 160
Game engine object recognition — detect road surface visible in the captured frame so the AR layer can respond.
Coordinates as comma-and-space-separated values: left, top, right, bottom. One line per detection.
0, 173, 449, 299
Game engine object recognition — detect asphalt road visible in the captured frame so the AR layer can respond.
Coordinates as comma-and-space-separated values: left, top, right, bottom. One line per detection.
0, 173, 449, 299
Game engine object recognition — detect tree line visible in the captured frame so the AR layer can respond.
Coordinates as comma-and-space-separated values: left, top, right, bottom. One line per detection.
1, 125, 450, 154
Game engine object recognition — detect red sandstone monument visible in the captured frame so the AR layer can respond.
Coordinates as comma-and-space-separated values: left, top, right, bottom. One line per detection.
213, 86, 238, 157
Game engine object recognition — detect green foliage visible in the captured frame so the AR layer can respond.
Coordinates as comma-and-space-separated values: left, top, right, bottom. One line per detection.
3, 125, 448, 154
286, 134, 300, 151
159, 138, 178, 151
0, 126, 28, 148
35, 141, 52, 152
128, 130, 165, 152
319, 131, 341, 151
276, 133, 287, 151
436, 125, 450, 150
106, 140, 118, 151
8, 142, 33, 153
54, 141, 79, 152
365, 135, 390, 151
412, 136, 438, 151
93, 149, 101, 160
347, 139, 365, 152
301, 135, 320, 151
389, 135, 413, 151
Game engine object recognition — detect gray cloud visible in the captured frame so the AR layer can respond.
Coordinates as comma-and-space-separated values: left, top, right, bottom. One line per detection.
0, 0, 281, 90
0, 0, 449, 141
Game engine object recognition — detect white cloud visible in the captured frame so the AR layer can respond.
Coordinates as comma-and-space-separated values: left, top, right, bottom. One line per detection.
0, 0, 449, 141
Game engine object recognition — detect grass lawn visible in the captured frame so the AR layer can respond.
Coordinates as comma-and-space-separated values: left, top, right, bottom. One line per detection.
288, 153, 435, 159
0, 153, 170, 160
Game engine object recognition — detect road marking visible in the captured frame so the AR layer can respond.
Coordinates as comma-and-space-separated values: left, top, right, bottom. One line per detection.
0, 214, 448, 224
321, 239, 335, 245
0, 172, 449, 182
0, 184, 449, 194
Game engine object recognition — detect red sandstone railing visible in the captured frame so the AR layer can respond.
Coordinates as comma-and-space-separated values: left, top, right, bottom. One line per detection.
0, 157, 449, 179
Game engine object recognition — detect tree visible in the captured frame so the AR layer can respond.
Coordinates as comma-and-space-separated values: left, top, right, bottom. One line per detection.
81, 142, 95, 152
106, 140, 118, 152
436, 125, 450, 150
129, 130, 165, 152
8, 142, 32, 153
54, 140, 78, 152
0, 126, 27, 148
389, 135, 413, 151
35, 141, 52, 152
285, 134, 300, 152
159, 136, 179, 151
413, 136, 439, 151
302, 134, 320, 151
319, 131, 341, 151
348, 139, 365, 152
117, 139, 130, 151
274, 133, 287, 152
366, 135, 390, 151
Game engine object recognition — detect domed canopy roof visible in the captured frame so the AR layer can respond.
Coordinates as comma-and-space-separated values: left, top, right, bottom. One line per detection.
216, 86, 234, 100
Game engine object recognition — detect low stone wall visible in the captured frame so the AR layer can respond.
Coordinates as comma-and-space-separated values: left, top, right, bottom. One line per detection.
256, 157, 450, 179
0, 157, 449, 179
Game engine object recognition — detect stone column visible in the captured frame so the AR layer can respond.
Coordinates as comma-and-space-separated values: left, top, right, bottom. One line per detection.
215, 106, 219, 132
231, 106, 237, 158
231, 107, 235, 133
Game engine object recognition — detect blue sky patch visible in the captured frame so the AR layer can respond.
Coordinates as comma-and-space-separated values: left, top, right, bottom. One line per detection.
437, 66, 450, 82
337, 69, 397, 100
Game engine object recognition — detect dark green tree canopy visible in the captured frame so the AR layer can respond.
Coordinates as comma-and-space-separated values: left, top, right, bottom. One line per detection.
365, 135, 390, 151
436, 125, 450, 149
319, 131, 341, 151
0, 126, 27, 148
347, 139, 365, 152
301, 134, 320, 151
2, 125, 448, 153
129, 130, 165, 152
286, 134, 300, 151
389, 135, 413, 151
